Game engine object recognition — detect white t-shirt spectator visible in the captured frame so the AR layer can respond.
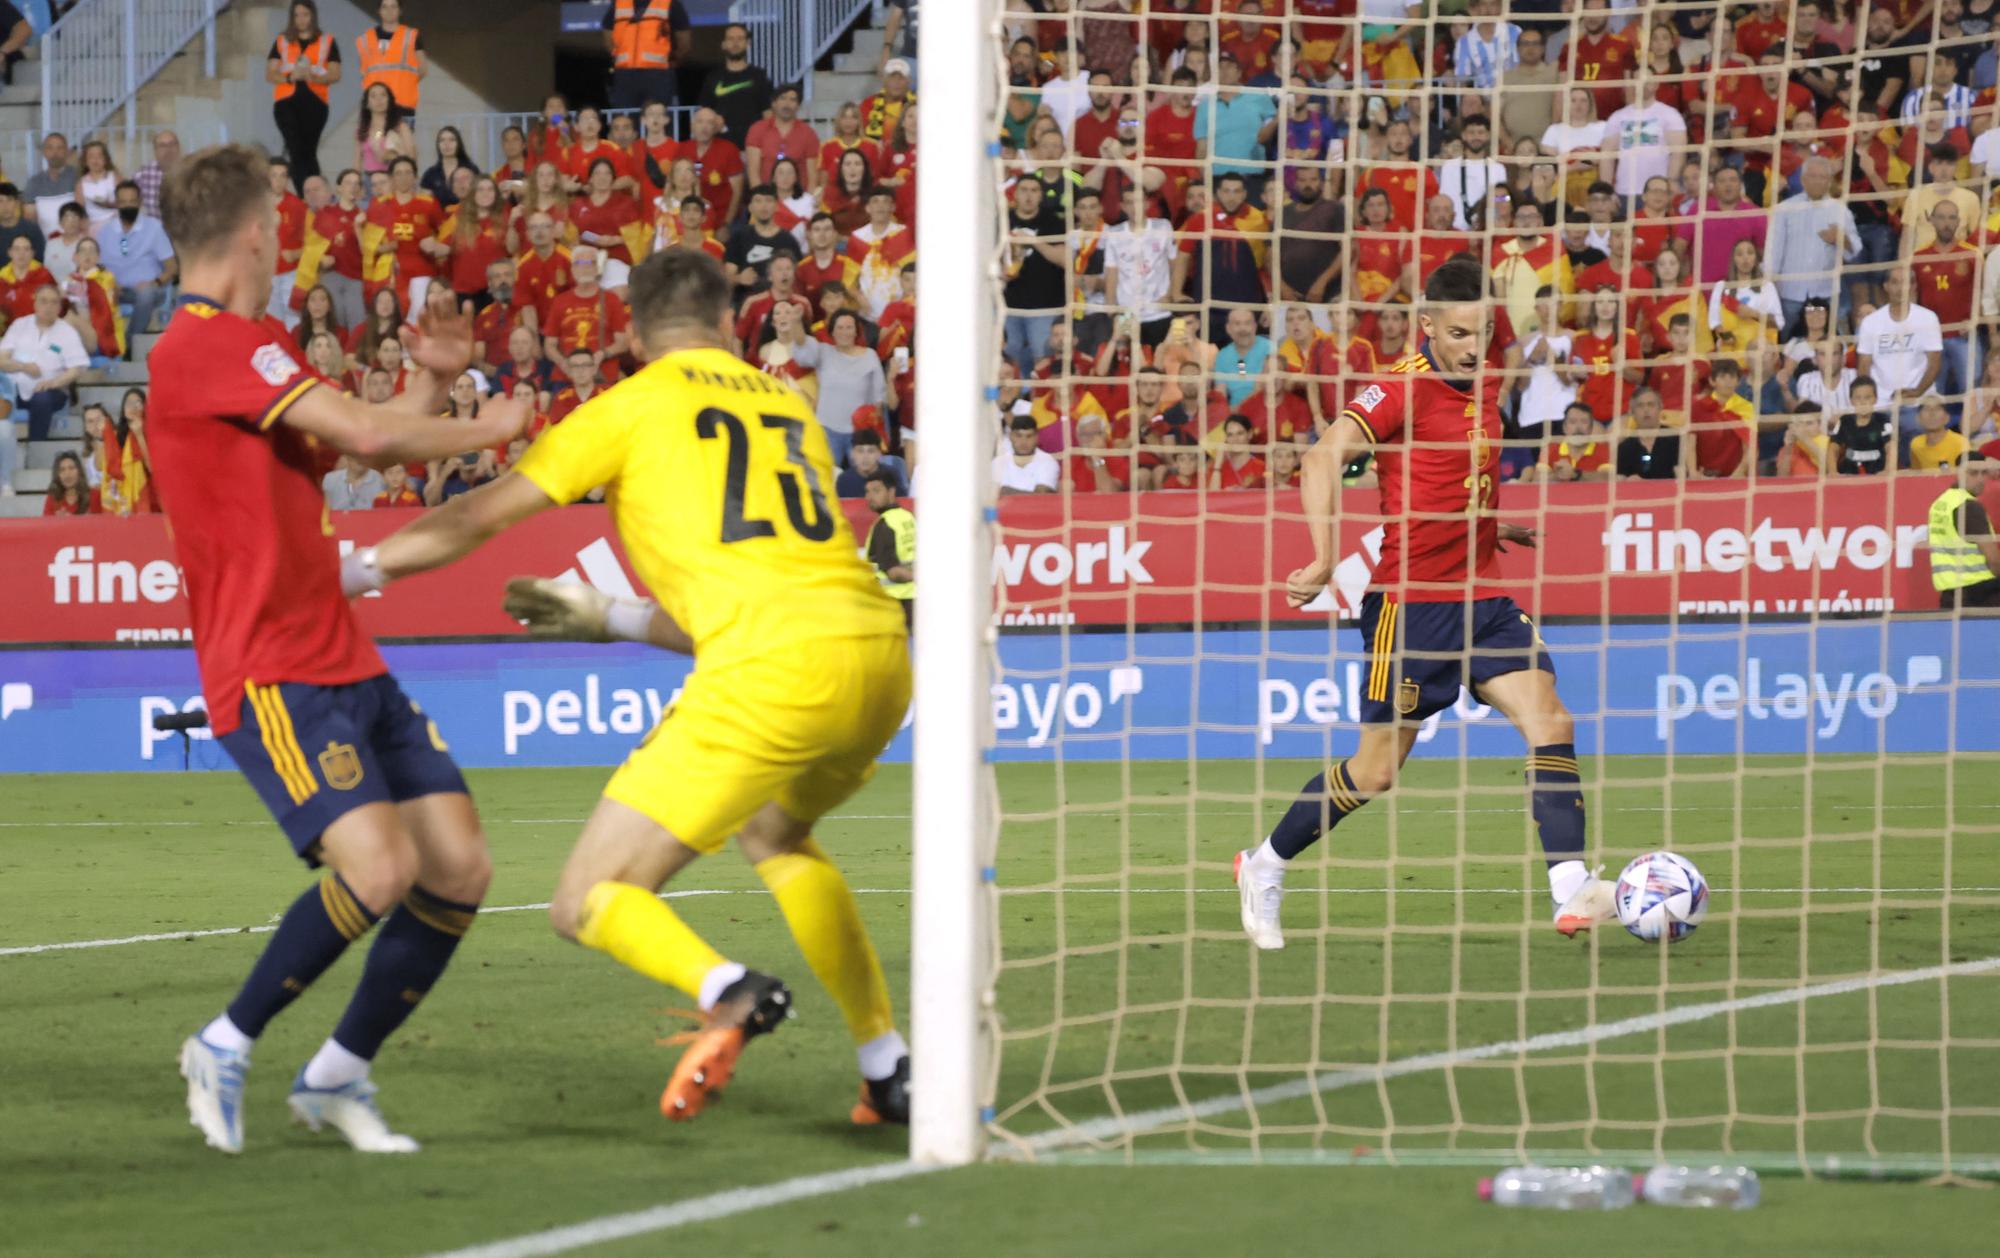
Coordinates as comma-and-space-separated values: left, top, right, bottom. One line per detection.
321, 466, 387, 510
1539, 120, 1605, 155
1794, 365, 1857, 421
1515, 331, 1577, 430
1855, 303, 1943, 399
1102, 216, 1177, 324
992, 447, 1060, 493
0, 314, 89, 398
1707, 279, 1783, 334
1602, 101, 1685, 196
1972, 128, 2000, 181
1041, 73, 1092, 139
1436, 157, 1508, 229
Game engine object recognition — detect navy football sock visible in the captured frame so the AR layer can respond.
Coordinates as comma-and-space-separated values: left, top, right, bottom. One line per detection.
329, 885, 479, 1061
1268, 760, 1372, 860
225, 875, 378, 1039
1527, 743, 1586, 866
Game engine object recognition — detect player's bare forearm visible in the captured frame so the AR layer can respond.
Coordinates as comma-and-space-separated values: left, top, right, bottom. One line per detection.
1287, 417, 1361, 607
374, 471, 560, 583
285, 385, 529, 469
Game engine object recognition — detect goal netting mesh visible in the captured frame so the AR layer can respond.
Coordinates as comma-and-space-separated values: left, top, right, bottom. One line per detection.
968, 1, 2000, 1177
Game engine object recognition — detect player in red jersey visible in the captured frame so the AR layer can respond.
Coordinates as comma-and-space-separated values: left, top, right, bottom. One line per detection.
150, 145, 528, 1157
1234, 257, 1615, 949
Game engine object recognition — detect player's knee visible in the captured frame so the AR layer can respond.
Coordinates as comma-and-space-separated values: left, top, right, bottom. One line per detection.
430, 833, 494, 904
1346, 757, 1399, 796
341, 839, 421, 916
1527, 710, 1575, 748
548, 889, 585, 942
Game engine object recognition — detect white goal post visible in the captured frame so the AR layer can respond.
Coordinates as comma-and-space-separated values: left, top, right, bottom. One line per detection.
910, 0, 1001, 1167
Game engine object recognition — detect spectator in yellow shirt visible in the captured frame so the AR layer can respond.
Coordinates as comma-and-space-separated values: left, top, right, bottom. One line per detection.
1907, 397, 1970, 470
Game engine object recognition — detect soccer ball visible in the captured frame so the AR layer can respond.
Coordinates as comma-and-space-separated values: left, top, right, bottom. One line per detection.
1613, 851, 1710, 943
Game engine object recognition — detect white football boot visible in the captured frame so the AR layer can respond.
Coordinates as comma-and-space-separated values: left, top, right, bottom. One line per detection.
288, 1072, 420, 1153
1554, 865, 1618, 937
180, 1034, 250, 1154
1234, 849, 1286, 950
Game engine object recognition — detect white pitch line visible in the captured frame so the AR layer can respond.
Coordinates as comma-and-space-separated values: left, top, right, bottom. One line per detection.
2, 799, 1994, 829
6, 886, 1997, 959
419, 951, 2000, 1258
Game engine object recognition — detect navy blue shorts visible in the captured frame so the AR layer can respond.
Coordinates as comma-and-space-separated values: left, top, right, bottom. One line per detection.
218, 674, 468, 864
1355, 594, 1554, 724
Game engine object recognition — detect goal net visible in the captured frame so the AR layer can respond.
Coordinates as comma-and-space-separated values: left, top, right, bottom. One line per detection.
932, 0, 2000, 1177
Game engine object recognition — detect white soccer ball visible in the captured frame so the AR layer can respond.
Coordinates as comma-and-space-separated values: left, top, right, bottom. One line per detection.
1613, 851, 1710, 943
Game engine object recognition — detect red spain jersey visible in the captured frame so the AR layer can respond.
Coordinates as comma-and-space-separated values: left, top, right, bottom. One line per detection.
1339, 347, 1505, 601
145, 300, 383, 735
545, 287, 630, 358
1912, 241, 1980, 330
368, 192, 445, 281
275, 192, 308, 276
516, 245, 575, 326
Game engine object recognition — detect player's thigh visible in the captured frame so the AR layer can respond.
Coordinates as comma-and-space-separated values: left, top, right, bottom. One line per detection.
603, 697, 797, 862
771, 634, 912, 832
1475, 664, 1573, 747
220, 681, 404, 889
549, 795, 705, 939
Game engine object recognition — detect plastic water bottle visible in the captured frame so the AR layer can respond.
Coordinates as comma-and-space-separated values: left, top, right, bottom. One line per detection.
1636, 1165, 1761, 1208
1478, 1166, 1637, 1209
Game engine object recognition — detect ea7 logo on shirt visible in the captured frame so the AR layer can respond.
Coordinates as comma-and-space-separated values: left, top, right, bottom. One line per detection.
1354, 385, 1386, 410
251, 343, 301, 387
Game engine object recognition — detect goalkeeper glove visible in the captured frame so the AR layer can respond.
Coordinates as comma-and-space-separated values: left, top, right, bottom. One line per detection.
503, 577, 657, 643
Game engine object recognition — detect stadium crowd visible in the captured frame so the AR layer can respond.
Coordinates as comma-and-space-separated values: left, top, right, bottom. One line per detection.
10, 0, 2000, 519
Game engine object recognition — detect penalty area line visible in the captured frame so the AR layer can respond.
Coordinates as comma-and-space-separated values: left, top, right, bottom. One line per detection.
418, 951, 2000, 1258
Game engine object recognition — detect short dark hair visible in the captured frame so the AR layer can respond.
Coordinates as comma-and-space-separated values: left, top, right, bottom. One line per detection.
808, 211, 836, 229
0, 182, 18, 199
867, 184, 899, 202
1424, 255, 1486, 304
1008, 413, 1040, 432
1849, 376, 1877, 395
725, 22, 751, 40
389, 155, 417, 175
1928, 140, 1960, 163
115, 179, 141, 198
1223, 414, 1253, 434
748, 182, 778, 201
627, 248, 734, 337
1073, 188, 1101, 204
1668, 312, 1692, 330
1587, 179, 1615, 198
852, 429, 883, 450
1215, 172, 1247, 189
680, 194, 707, 211
1712, 357, 1742, 378
58, 201, 85, 222
161, 143, 270, 259
865, 468, 900, 490
589, 157, 616, 180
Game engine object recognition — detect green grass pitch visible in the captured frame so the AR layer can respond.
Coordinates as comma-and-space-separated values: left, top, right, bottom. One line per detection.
2, 757, 1996, 1257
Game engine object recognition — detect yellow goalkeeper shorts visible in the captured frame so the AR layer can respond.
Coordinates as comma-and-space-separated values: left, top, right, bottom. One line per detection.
604, 633, 911, 854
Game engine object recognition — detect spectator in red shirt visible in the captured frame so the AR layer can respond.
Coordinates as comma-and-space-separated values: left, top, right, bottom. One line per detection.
1360, 119, 1437, 232
366, 154, 447, 307
1208, 415, 1265, 489
1910, 200, 1980, 397
303, 330, 346, 389
346, 284, 403, 368
1066, 412, 1130, 493
1220, 1, 1281, 81
817, 100, 881, 196
875, 103, 919, 228
795, 211, 860, 313
493, 124, 532, 196
821, 147, 875, 233
1689, 358, 1753, 477
43, 451, 91, 515
309, 167, 368, 327
541, 246, 631, 383
514, 211, 574, 328
735, 254, 814, 358
472, 257, 533, 372
678, 107, 746, 229
1735, 1, 1788, 59
0, 234, 54, 321
745, 82, 820, 187
571, 157, 644, 272
545, 349, 605, 425
1566, 8, 1638, 119
1267, 438, 1302, 489
442, 174, 508, 303
633, 100, 678, 189
292, 281, 344, 351
64, 237, 122, 360
562, 106, 642, 197
659, 196, 725, 261
507, 160, 572, 255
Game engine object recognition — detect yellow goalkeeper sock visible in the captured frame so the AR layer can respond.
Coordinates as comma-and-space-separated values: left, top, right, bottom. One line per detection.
575, 881, 727, 1001
755, 839, 895, 1044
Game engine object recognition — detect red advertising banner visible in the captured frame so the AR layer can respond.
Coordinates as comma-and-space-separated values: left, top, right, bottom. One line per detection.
0, 478, 1973, 644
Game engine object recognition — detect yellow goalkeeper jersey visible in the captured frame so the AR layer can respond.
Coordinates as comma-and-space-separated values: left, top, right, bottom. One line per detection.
513, 346, 907, 666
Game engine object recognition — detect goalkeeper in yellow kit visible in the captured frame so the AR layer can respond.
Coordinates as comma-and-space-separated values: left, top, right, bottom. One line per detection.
347, 250, 913, 1125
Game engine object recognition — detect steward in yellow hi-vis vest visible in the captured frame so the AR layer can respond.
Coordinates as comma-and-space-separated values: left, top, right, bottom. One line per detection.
1928, 454, 2000, 610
